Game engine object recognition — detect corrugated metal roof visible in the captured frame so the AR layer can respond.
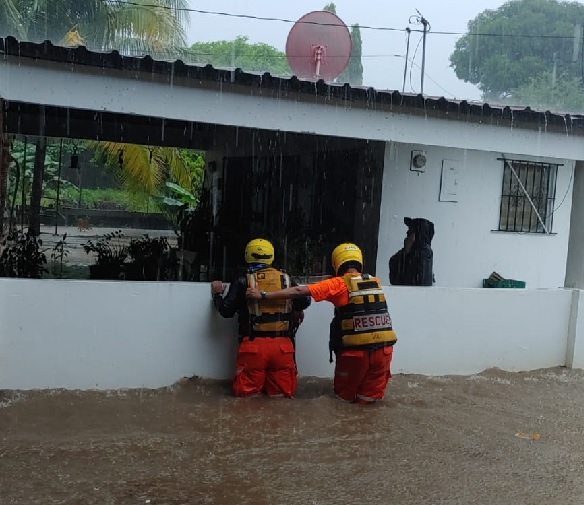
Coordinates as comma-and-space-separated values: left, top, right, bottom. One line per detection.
2, 36, 584, 136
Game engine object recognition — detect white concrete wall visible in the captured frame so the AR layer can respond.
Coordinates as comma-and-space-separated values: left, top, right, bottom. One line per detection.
0, 280, 239, 389
376, 142, 575, 288
0, 279, 577, 390
388, 286, 572, 375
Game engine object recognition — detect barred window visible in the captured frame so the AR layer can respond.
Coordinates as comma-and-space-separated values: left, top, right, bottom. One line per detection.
498, 159, 558, 233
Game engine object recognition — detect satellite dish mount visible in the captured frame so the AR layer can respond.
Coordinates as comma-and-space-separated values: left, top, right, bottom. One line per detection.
313, 45, 326, 78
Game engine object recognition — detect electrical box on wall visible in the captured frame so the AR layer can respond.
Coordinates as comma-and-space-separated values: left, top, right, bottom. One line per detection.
410, 150, 427, 173
439, 159, 461, 202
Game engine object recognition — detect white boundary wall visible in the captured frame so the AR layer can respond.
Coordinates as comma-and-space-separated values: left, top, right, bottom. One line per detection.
0, 280, 581, 390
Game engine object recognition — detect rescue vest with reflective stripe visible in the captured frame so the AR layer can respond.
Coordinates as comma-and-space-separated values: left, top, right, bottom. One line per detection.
334, 274, 397, 350
246, 267, 293, 338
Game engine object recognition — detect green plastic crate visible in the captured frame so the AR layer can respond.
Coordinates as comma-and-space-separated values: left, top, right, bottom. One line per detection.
482, 279, 526, 289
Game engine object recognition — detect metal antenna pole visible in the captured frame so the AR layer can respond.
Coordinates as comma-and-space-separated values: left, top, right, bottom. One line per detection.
419, 12, 429, 95
410, 10, 430, 95
403, 27, 411, 93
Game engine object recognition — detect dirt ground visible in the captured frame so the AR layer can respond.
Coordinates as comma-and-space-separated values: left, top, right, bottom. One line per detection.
2, 367, 584, 505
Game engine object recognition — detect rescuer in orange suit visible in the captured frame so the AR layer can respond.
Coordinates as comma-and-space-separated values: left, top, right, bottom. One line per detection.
247, 243, 397, 404
211, 238, 311, 398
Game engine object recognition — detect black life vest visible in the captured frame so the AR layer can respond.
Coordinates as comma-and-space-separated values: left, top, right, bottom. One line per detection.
246, 267, 293, 339
329, 274, 397, 360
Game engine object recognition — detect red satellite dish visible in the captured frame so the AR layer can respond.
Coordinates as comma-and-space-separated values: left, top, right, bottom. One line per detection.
286, 10, 352, 81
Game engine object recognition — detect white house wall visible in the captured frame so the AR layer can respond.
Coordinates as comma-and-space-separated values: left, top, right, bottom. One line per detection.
2, 58, 584, 160
376, 142, 575, 288
0, 279, 576, 390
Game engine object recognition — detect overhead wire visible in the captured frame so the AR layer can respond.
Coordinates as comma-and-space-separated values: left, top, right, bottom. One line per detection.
102, 0, 584, 40
549, 165, 574, 217
406, 57, 456, 97
102, 0, 410, 33
94, 0, 495, 95
409, 35, 424, 93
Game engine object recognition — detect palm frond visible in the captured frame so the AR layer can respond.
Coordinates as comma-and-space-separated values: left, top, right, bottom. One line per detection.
91, 142, 163, 194
106, 0, 187, 54
89, 141, 194, 197
164, 148, 195, 189
11, 0, 189, 58
0, 0, 28, 39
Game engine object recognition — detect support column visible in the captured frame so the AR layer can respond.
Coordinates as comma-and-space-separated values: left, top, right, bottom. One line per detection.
565, 161, 584, 369
564, 161, 584, 288
566, 290, 584, 369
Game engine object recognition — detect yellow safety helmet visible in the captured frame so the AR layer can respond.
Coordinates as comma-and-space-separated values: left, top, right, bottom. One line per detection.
245, 238, 275, 265
331, 243, 363, 275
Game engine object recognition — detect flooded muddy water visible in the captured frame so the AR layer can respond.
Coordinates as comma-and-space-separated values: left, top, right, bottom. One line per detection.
2, 368, 584, 505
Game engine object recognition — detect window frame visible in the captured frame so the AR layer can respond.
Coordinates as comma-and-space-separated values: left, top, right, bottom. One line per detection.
497, 158, 560, 234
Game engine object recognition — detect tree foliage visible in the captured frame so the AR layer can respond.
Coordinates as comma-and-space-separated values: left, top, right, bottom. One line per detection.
0, 0, 188, 57
0, 0, 29, 39
509, 72, 584, 112
450, 0, 584, 100
0, 1, 193, 236
189, 36, 290, 76
323, 2, 337, 14
91, 143, 204, 204
322, 3, 362, 86
7, 139, 203, 212
339, 24, 363, 86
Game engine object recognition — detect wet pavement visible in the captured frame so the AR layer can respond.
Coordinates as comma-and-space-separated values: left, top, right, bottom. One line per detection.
2, 367, 584, 505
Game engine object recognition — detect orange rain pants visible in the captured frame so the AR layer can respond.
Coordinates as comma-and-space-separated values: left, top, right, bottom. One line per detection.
233, 336, 297, 398
333, 346, 393, 404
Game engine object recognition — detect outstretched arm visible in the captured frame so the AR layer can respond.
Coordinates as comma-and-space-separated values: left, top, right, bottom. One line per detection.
213, 279, 245, 317
246, 285, 310, 300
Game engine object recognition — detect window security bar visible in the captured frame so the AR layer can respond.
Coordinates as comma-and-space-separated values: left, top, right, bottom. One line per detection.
504, 159, 550, 235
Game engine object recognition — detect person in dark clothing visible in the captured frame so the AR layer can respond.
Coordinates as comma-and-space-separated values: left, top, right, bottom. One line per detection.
211, 238, 311, 398
389, 217, 435, 286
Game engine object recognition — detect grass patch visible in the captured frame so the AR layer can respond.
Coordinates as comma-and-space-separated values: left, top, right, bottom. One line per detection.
42, 188, 161, 213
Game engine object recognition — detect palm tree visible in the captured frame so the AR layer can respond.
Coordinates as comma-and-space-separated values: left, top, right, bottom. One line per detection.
0, 0, 192, 236
0, 1, 27, 39
1, 0, 188, 56
91, 141, 200, 198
